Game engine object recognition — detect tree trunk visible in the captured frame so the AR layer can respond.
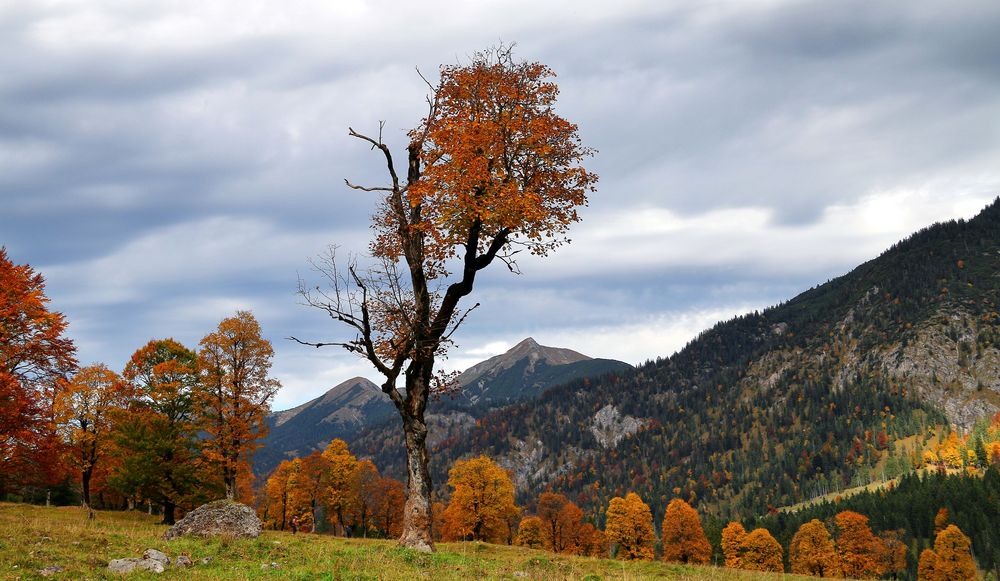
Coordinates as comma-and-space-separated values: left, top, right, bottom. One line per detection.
81, 467, 92, 508
162, 500, 176, 525
398, 412, 435, 552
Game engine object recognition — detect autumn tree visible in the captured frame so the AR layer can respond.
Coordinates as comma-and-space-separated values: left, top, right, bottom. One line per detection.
918, 549, 939, 581
605, 492, 656, 561
934, 507, 950, 534
0, 248, 77, 494
919, 525, 977, 581
373, 476, 407, 538
834, 510, 886, 579
789, 519, 840, 577
441, 455, 519, 543
347, 459, 380, 537
293, 46, 595, 552
515, 516, 545, 549
299, 450, 332, 531
263, 460, 296, 530
740, 528, 784, 573
321, 438, 359, 535
580, 525, 610, 558
112, 338, 201, 524
196, 311, 280, 500
878, 529, 908, 580
537, 492, 587, 553
721, 522, 748, 568
53, 364, 132, 509
661, 498, 712, 565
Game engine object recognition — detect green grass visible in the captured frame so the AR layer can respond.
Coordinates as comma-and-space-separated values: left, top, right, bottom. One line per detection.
0, 503, 806, 580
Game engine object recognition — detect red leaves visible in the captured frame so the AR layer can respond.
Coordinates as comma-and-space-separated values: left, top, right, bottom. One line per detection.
0, 248, 77, 491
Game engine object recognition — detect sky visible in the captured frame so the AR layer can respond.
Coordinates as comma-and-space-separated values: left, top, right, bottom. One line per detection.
2, 1, 999, 410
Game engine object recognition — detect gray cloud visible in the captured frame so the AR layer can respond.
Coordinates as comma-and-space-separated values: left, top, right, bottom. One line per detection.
2, 0, 999, 409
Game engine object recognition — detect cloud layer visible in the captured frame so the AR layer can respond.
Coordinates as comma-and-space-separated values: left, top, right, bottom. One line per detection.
2, 1, 998, 409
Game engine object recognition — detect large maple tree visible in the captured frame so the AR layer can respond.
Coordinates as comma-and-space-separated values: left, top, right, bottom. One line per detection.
294, 46, 596, 551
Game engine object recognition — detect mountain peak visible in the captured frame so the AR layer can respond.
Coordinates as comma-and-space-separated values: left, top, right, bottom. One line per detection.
458, 338, 591, 387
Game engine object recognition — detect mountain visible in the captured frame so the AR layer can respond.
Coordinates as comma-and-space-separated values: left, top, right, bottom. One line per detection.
255, 339, 631, 475
254, 377, 394, 474
451, 337, 629, 409
378, 198, 1000, 523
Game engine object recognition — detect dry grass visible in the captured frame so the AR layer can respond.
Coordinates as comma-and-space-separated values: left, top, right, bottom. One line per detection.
0, 502, 808, 580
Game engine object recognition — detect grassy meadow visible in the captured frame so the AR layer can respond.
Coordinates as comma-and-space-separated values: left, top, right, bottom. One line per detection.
0, 502, 810, 580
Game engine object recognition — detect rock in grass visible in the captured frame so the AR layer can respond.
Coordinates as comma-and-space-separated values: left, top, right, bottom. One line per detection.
163, 499, 262, 540
38, 565, 64, 576
108, 557, 166, 574
108, 558, 139, 574
142, 549, 170, 566
175, 555, 192, 567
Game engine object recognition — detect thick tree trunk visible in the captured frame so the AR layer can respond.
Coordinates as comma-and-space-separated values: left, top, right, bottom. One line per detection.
162, 500, 176, 525
398, 413, 435, 552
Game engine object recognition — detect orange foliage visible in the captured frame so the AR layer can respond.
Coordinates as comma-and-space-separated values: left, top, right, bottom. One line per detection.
441, 455, 519, 543
0, 248, 77, 492
834, 510, 886, 579
372, 476, 406, 538
721, 522, 747, 568
320, 439, 359, 535
53, 364, 133, 507
918, 548, 938, 580
919, 525, 977, 581
740, 528, 783, 573
515, 516, 545, 549
605, 492, 656, 561
790, 519, 840, 577
536, 492, 588, 553
196, 311, 280, 500
877, 529, 908, 578
934, 507, 950, 534
661, 498, 711, 565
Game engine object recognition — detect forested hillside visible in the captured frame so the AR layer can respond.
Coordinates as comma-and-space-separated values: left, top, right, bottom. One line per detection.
369, 198, 1000, 525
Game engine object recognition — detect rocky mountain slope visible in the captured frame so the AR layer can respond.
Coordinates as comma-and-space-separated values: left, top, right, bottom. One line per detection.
404, 198, 1000, 522
255, 339, 630, 475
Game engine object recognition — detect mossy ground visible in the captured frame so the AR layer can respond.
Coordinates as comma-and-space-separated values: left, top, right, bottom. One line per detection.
0, 503, 807, 580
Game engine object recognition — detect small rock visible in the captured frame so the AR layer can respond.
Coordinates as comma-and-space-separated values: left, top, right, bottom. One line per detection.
135, 559, 165, 574
200, 557, 212, 565
39, 565, 64, 576
108, 558, 139, 574
513, 573, 529, 578
175, 555, 192, 567
142, 549, 170, 566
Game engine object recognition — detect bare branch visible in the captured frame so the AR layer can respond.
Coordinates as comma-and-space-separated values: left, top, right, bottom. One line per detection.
344, 179, 396, 193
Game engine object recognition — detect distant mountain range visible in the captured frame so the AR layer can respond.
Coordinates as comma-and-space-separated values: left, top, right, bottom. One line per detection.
254, 338, 632, 475
258, 199, 1000, 529
414, 198, 1000, 523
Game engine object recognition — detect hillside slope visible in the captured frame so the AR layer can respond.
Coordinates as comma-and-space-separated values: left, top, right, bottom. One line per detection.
415, 199, 1000, 522
257, 340, 630, 475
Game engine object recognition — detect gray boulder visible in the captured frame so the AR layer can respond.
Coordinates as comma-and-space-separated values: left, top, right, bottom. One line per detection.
163, 500, 262, 540
107, 557, 166, 574
142, 549, 170, 566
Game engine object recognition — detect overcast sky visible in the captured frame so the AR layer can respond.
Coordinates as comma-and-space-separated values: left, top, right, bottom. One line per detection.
3, 1, 999, 410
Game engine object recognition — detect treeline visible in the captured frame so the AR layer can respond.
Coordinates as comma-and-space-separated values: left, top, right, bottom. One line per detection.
754, 464, 1000, 578
260, 439, 405, 538
1, 249, 280, 524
